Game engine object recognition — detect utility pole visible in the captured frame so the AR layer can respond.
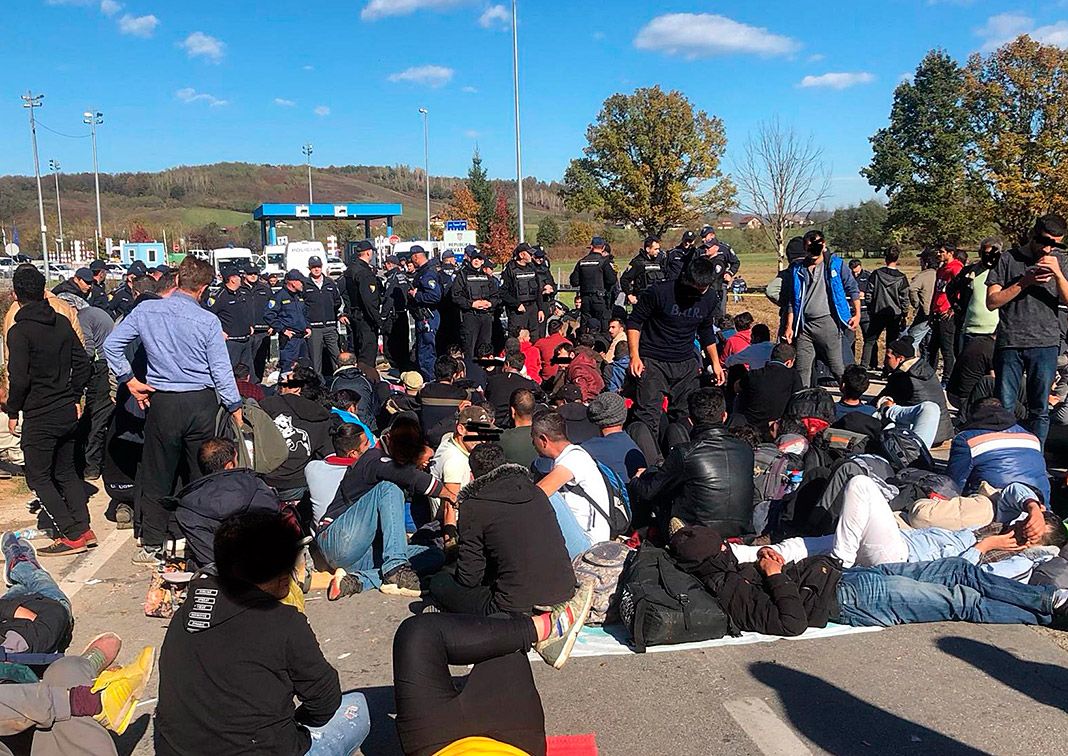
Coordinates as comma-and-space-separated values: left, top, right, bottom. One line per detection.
49, 159, 64, 261
512, 0, 525, 242
418, 108, 430, 242
22, 92, 49, 279
302, 143, 315, 239
83, 111, 104, 258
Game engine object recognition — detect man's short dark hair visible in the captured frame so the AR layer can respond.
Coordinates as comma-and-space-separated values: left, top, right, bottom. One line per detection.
132, 275, 155, 297
885, 245, 901, 264
503, 337, 521, 355
841, 365, 870, 400
546, 319, 562, 335
214, 511, 302, 586
688, 387, 726, 426
469, 442, 507, 479
609, 317, 625, 329
848, 259, 862, 270
643, 235, 660, 249
12, 265, 45, 303
751, 323, 771, 343
332, 389, 361, 412
384, 416, 426, 466
153, 272, 177, 292
177, 255, 214, 291
505, 352, 526, 371
578, 333, 596, 349
510, 388, 536, 418
531, 410, 568, 442
686, 255, 719, 289
332, 422, 367, 457
475, 342, 495, 359
973, 396, 1004, 412
434, 355, 458, 381
234, 363, 251, 381
729, 424, 762, 449
803, 230, 824, 246
771, 343, 796, 363
733, 311, 754, 331
1035, 213, 1068, 238
198, 437, 237, 475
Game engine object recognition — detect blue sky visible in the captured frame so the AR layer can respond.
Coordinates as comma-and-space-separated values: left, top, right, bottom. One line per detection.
5, 0, 1068, 207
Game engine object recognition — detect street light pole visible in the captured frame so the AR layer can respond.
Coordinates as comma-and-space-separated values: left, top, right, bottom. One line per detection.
302, 143, 315, 239
49, 159, 64, 261
511, 0, 525, 243
83, 111, 104, 258
22, 92, 49, 279
418, 108, 430, 242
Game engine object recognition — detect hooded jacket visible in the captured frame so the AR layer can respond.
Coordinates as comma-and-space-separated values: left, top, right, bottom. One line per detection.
947, 404, 1049, 504
454, 464, 576, 613
879, 357, 954, 444
866, 266, 911, 318
259, 393, 334, 490
172, 469, 280, 570
4, 300, 91, 420
155, 575, 341, 756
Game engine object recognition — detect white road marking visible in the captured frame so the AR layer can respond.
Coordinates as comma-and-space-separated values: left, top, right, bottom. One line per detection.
724, 697, 813, 756
59, 529, 132, 600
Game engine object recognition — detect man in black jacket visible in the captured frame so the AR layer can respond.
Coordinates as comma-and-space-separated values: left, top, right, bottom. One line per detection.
451, 245, 500, 357
619, 236, 667, 304
630, 387, 753, 535
156, 511, 368, 756
878, 338, 953, 446
429, 442, 576, 616
735, 343, 802, 430
861, 246, 911, 369
4, 265, 92, 555
343, 240, 384, 365
259, 365, 334, 500
303, 256, 347, 377
242, 265, 274, 382
569, 236, 617, 335
501, 243, 544, 336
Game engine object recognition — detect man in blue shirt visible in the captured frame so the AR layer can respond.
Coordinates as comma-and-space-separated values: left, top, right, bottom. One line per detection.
104, 255, 242, 565
581, 393, 646, 483
407, 246, 442, 381
265, 270, 312, 374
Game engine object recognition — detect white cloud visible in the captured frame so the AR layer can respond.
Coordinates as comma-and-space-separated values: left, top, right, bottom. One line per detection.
798, 71, 875, 89
314, 105, 331, 117
479, 4, 509, 30
1033, 20, 1068, 47
461, 85, 478, 93
387, 64, 454, 87
274, 98, 296, 107
302, 64, 315, 71
117, 13, 158, 37
100, 0, 121, 16
974, 13, 1068, 51
807, 53, 825, 62
176, 87, 228, 107
361, 0, 473, 21
463, 129, 481, 138
634, 13, 800, 58
182, 31, 226, 62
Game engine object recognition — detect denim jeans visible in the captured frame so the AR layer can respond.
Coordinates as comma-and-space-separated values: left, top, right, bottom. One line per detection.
906, 320, 931, 354
305, 691, 371, 755
834, 557, 1054, 627
548, 492, 593, 559
316, 482, 442, 590
3, 560, 71, 616
995, 345, 1059, 446
881, 401, 940, 449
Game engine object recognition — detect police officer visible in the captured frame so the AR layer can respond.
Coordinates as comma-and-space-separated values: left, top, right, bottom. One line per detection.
264, 269, 311, 372
343, 240, 384, 365
436, 250, 462, 354
87, 260, 110, 310
438, 250, 459, 281
242, 264, 274, 382
451, 245, 500, 357
208, 264, 255, 368
698, 225, 740, 315
382, 254, 412, 371
407, 245, 443, 381
569, 236, 617, 334
106, 260, 147, 320
533, 246, 556, 337
303, 255, 347, 376
501, 242, 543, 336
666, 230, 698, 280
620, 235, 667, 304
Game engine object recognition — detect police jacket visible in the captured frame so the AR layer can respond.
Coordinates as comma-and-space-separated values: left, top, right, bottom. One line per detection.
263, 286, 308, 334
243, 279, 274, 330
384, 268, 409, 318
452, 262, 501, 313
303, 274, 343, 327
702, 240, 740, 277
665, 244, 696, 280
569, 253, 617, 295
344, 259, 384, 328
207, 284, 254, 339
106, 283, 135, 320
409, 262, 443, 318
88, 282, 109, 310
620, 251, 667, 295
501, 261, 543, 309
534, 261, 556, 299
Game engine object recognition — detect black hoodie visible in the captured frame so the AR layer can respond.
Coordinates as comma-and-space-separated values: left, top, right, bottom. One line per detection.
879, 357, 954, 444
454, 464, 575, 613
5, 300, 90, 419
866, 266, 910, 317
259, 393, 334, 490
155, 575, 341, 756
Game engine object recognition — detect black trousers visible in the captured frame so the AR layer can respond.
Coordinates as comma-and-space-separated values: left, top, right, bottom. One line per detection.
385, 315, 413, 371
460, 312, 495, 358
393, 613, 544, 756
351, 318, 378, 366
224, 337, 253, 370
22, 405, 89, 539
136, 390, 218, 547
428, 572, 502, 616
634, 356, 700, 440
507, 305, 540, 338
78, 360, 114, 477
579, 294, 611, 335
929, 315, 958, 379
250, 331, 270, 383
861, 310, 903, 368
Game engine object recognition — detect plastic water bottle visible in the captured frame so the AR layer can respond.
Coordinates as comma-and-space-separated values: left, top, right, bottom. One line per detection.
13, 528, 49, 541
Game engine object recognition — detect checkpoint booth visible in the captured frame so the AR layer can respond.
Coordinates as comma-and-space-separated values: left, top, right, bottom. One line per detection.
253, 203, 402, 259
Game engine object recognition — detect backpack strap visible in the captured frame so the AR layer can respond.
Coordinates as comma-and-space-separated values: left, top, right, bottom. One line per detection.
564, 480, 615, 535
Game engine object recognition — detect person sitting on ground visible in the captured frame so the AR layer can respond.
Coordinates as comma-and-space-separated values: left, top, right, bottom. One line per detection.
721, 311, 754, 359
581, 392, 646, 483
735, 343, 802, 431
329, 389, 376, 448
602, 317, 627, 363
430, 406, 495, 522
419, 356, 469, 445
534, 319, 572, 382
498, 389, 538, 467
603, 341, 630, 393
429, 442, 577, 617
835, 365, 877, 420
948, 397, 1050, 504
517, 328, 542, 381
829, 365, 885, 441
329, 352, 379, 429
155, 511, 369, 756
631, 388, 754, 537
877, 338, 954, 447
172, 437, 280, 571
487, 352, 542, 428
317, 416, 448, 600
305, 424, 371, 527
233, 362, 264, 403
724, 323, 775, 370
259, 365, 334, 501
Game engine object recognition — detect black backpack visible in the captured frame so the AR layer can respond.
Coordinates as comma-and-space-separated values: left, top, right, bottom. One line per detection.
784, 388, 837, 425
617, 544, 732, 652
877, 427, 935, 472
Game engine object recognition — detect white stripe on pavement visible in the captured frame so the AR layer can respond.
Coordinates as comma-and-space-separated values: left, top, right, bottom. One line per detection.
724, 697, 813, 756
59, 529, 132, 600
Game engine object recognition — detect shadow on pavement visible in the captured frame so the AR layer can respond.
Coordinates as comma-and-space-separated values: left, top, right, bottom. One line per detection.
112, 712, 151, 755
359, 684, 402, 755
937, 635, 1068, 714
749, 661, 991, 755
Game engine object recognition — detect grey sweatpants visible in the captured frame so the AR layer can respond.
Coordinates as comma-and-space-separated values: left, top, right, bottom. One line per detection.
0, 656, 117, 756
796, 315, 845, 388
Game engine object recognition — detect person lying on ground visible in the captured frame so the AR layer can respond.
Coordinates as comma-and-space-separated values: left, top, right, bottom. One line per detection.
156, 511, 369, 756
0, 533, 75, 659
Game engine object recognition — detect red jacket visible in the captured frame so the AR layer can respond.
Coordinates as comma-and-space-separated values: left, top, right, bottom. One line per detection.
721, 329, 752, 359
534, 333, 571, 380
519, 341, 542, 381
932, 259, 963, 316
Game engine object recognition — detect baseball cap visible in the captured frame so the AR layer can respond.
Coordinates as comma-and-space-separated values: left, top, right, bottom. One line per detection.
401, 371, 425, 392
458, 405, 494, 427
89, 259, 108, 272
682, 230, 697, 243
153, 264, 172, 275
385, 255, 400, 265
222, 266, 240, 279
74, 267, 94, 283
354, 239, 374, 252
409, 245, 426, 255
285, 269, 307, 283
700, 225, 715, 236
308, 256, 323, 268
590, 236, 606, 248
513, 242, 532, 256
441, 250, 455, 260
464, 244, 482, 258
127, 261, 148, 277
533, 246, 546, 259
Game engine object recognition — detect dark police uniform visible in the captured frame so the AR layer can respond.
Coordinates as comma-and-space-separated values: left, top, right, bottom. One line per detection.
264, 285, 309, 371
533, 250, 555, 338
382, 264, 412, 371
410, 261, 443, 380
88, 281, 110, 311
620, 251, 668, 299
665, 242, 697, 281
435, 256, 462, 355
702, 239, 740, 317
243, 275, 274, 382
106, 282, 136, 320
569, 252, 617, 334
344, 257, 384, 365
451, 260, 501, 357
303, 273, 345, 376
207, 281, 255, 369
501, 259, 543, 337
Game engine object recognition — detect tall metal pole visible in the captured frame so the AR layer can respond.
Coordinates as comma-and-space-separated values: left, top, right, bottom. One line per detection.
418, 108, 430, 242
83, 111, 103, 258
49, 159, 64, 260
512, 0, 525, 243
22, 92, 49, 279
302, 143, 315, 239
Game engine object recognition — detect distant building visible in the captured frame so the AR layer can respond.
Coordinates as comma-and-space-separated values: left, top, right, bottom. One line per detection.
713, 217, 735, 230
120, 241, 166, 267
739, 215, 764, 230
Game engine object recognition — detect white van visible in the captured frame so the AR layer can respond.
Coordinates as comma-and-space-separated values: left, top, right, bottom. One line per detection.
284, 240, 327, 274
391, 240, 445, 258
263, 244, 287, 276
210, 247, 255, 276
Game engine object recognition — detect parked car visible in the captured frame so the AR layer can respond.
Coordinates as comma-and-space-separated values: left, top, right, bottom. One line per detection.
0, 257, 14, 277
326, 255, 345, 277
106, 263, 127, 281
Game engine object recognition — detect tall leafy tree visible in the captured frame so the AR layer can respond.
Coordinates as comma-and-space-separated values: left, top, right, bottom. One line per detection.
466, 149, 495, 243
562, 86, 735, 237
535, 216, 560, 248
964, 36, 1068, 243
484, 192, 516, 264
443, 185, 481, 231
863, 50, 974, 244
825, 200, 890, 257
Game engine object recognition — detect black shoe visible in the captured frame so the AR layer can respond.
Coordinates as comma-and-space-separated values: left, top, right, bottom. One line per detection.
115, 504, 133, 530
327, 570, 362, 601
380, 564, 422, 597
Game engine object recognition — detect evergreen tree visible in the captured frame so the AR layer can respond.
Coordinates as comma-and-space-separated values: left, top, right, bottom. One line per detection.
466, 148, 495, 243
536, 216, 561, 248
